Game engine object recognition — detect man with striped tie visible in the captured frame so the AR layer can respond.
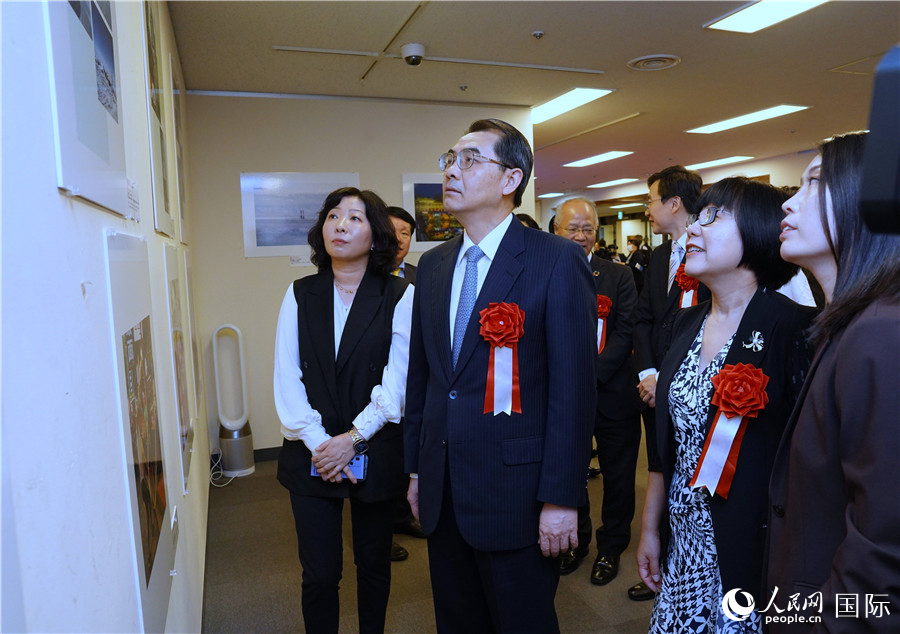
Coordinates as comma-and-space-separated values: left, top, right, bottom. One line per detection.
404, 119, 596, 633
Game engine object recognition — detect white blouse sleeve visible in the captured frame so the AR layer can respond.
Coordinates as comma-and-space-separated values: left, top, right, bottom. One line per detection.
351, 284, 415, 440
273, 284, 331, 452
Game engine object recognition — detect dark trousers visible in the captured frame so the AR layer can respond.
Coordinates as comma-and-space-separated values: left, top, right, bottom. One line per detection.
289, 493, 395, 634
577, 410, 641, 556
426, 476, 561, 634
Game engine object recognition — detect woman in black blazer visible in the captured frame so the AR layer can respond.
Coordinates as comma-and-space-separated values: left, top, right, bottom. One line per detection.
273, 187, 413, 634
768, 131, 900, 631
636, 178, 816, 633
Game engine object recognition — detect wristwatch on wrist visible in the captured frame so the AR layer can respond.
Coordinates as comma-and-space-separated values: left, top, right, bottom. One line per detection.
348, 427, 369, 455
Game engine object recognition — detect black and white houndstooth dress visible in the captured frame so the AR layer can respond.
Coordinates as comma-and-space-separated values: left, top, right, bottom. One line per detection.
650, 318, 761, 634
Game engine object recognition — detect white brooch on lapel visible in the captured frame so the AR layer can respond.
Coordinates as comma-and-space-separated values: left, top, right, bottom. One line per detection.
742, 331, 765, 352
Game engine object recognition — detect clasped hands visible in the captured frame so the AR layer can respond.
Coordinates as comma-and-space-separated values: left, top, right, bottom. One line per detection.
637, 374, 657, 408
312, 433, 358, 483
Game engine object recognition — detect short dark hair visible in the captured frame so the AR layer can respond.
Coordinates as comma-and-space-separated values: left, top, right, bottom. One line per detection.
648, 165, 703, 215
307, 187, 398, 275
548, 215, 556, 234
695, 177, 798, 289
811, 131, 900, 343
467, 119, 533, 208
386, 206, 416, 232
515, 213, 540, 230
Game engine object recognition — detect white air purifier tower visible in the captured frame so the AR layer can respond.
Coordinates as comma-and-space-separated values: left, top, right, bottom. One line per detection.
212, 324, 255, 477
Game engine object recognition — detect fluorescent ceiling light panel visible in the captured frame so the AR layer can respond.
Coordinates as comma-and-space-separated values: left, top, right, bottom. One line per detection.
686, 156, 755, 170
537, 192, 565, 199
706, 0, 830, 34
532, 88, 612, 124
687, 105, 808, 134
587, 178, 639, 189
610, 202, 645, 209
564, 151, 633, 168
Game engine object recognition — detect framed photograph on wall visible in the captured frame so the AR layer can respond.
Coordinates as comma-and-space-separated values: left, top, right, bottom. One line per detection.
45, 0, 129, 216
142, 0, 175, 238
105, 231, 174, 632
240, 172, 359, 261
182, 250, 203, 423
169, 53, 189, 245
164, 245, 193, 494
401, 173, 462, 252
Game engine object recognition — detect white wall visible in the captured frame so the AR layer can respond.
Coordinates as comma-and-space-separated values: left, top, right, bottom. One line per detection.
186, 95, 533, 451
2, 3, 207, 632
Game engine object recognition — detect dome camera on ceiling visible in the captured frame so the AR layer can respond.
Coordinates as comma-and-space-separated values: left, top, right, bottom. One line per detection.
401, 43, 425, 66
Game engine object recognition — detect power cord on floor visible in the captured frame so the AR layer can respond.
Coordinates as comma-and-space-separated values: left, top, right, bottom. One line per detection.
209, 448, 235, 488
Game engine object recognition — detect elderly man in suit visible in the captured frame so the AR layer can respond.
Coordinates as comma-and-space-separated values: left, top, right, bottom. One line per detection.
553, 198, 641, 589
628, 164, 709, 601
405, 119, 596, 633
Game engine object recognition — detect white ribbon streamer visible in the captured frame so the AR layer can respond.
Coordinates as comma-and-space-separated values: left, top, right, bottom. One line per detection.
493, 346, 513, 415
596, 319, 605, 352
680, 289, 695, 308
691, 412, 743, 494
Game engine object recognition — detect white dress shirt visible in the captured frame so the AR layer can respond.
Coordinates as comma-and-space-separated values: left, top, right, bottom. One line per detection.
273, 281, 415, 452
449, 213, 514, 346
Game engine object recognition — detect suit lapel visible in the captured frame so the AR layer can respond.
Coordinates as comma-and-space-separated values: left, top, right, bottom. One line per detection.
433, 237, 462, 380
304, 272, 340, 406
702, 288, 774, 434
453, 220, 524, 376
335, 269, 384, 375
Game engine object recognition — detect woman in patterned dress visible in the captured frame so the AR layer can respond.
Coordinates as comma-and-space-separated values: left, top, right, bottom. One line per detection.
635, 177, 817, 633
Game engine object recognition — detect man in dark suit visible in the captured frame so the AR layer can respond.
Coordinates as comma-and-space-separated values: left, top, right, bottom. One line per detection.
387, 206, 417, 284
385, 206, 423, 559
405, 119, 597, 633
629, 165, 708, 601
553, 198, 641, 588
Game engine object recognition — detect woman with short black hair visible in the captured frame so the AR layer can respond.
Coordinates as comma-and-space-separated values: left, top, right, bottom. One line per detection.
636, 177, 816, 633
274, 186, 413, 634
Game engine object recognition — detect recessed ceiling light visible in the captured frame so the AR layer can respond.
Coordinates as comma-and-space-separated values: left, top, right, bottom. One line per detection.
705, 0, 830, 34
686, 156, 755, 170
532, 88, 613, 124
611, 203, 645, 209
564, 151, 633, 168
686, 105, 808, 134
537, 192, 565, 199
587, 178, 639, 189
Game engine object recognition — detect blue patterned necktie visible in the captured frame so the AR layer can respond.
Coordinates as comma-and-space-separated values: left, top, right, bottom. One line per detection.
452, 245, 484, 369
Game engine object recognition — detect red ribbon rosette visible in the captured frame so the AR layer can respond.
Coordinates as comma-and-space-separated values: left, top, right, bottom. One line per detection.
479, 302, 524, 415
675, 264, 699, 308
690, 363, 770, 499
596, 295, 612, 353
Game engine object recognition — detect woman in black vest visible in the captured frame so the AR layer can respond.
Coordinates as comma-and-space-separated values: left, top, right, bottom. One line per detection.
273, 187, 413, 634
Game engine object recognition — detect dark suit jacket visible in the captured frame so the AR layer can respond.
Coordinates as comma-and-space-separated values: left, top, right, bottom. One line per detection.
654, 288, 815, 604
276, 269, 410, 503
767, 300, 900, 632
402, 262, 417, 285
404, 218, 597, 551
590, 255, 640, 419
633, 239, 711, 374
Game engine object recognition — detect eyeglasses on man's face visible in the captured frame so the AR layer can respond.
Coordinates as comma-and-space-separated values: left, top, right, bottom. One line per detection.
439, 148, 513, 172
559, 226, 597, 237
643, 197, 664, 209
687, 206, 728, 228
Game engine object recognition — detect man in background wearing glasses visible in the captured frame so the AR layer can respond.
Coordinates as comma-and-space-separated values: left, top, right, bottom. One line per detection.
404, 119, 597, 633
628, 165, 709, 602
